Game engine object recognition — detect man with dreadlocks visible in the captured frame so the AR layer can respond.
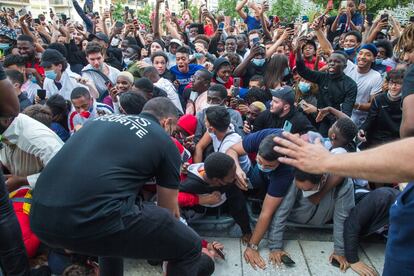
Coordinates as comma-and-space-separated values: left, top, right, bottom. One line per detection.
397, 24, 414, 138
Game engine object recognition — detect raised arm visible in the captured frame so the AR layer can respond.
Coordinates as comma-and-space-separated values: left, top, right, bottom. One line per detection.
266, 29, 292, 58
259, 2, 272, 41
72, 0, 94, 33
153, 0, 163, 40
365, 18, 387, 43
331, 7, 345, 33
236, 0, 249, 20
165, 10, 181, 40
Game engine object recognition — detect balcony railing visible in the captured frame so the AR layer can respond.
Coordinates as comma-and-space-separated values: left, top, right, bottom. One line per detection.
0, 0, 30, 4
49, 0, 70, 6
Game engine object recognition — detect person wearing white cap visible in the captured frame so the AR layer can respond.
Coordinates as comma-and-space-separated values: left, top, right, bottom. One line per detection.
166, 39, 183, 68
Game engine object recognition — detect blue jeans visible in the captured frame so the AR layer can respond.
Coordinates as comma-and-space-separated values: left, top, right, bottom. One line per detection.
0, 171, 30, 275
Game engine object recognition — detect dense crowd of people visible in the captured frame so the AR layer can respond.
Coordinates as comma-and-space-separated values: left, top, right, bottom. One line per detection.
0, 0, 413, 275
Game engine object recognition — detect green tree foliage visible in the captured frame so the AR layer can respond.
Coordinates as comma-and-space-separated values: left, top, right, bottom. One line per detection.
311, 0, 412, 14
217, 0, 239, 18
111, 0, 125, 22
270, 0, 301, 21
186, 2, 200, 20
137, 3, 153, 28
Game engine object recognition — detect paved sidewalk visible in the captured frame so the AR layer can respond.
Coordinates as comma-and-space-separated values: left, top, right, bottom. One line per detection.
124, 238, 385, 276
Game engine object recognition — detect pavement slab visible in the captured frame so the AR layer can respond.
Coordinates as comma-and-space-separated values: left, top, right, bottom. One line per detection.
361, 242, 386, 275
124, 238, 386, 276
300, 240, 374, 276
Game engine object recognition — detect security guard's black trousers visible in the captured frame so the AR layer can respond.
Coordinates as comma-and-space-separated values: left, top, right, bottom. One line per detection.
35, 202, 203, 276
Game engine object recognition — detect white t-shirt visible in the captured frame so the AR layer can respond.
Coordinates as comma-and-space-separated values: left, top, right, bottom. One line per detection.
210, 124, 251, 173
211, 126, 242, 153
81, 64, 120, 97
331, 146, 368, 188
344, 60, 383, 127
154, 77, 183, 113
0, 114, 63, 188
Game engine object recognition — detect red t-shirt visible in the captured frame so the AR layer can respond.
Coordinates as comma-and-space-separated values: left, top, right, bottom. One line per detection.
204, 25, 215, 37
26, 61, 45, 76
212, 76, 234, 89
289, 52, 326, 71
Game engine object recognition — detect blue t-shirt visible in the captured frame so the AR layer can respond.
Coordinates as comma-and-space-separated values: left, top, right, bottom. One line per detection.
338, 12, 363, 33
383, 183, 414, 275
243, 129, 294, 197
170, 64, 204, 94
244, 15, 262, 32
50, 122, 70, 142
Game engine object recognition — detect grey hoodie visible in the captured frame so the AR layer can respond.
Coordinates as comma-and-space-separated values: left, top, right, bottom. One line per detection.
267, 177, 355, 255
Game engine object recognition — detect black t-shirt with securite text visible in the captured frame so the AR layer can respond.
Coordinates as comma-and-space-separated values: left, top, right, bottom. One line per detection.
30, 113, 181, 239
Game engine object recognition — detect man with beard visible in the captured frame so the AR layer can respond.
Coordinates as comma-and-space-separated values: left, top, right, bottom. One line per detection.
236, 34, 250, 59
295, 47, 357, 136
16, 35, 44, 87
30, 98, 214, 276
253, 86, 315, 134
224, 36, 238, 55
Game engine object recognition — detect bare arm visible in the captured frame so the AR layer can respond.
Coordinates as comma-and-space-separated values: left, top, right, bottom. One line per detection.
365, 19, 387, 43
226, 142, 249, 190
193, 131, 212, 163
275, 132, 414, 183
236, 0, 249, 20
165, 11, 181, 40
157, 186, 180, 218
266, 30, 291, 59
153, 0, 162, 40
249, 195, 283, 246
315, 29, 333, 54
259, 3, 272, 41
331, 10, 343, 33
234, 45, 261, 76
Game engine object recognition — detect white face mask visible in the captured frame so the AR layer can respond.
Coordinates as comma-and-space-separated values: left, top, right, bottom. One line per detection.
302, 183, 320, 198
207, 127, 216, 139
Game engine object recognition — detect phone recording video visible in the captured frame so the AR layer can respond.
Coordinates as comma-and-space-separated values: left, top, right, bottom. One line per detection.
37, 89, 46, 100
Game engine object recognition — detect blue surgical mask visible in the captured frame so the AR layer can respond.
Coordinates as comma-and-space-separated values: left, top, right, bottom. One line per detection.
257, 162, 274, 173
375, 58, 383, 65
30, 75, 37, 84
194, 53, 204, 59
45, 70, 57, 80
283, 67, 290, 77
216, 76, 227, 84
252, 58, 265, 67
298, 82, 311, 94
343, 47, 355, 55
0, 43, 10, 51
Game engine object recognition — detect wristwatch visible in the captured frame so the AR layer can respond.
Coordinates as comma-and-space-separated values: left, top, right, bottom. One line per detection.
247, 243, 258, 251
